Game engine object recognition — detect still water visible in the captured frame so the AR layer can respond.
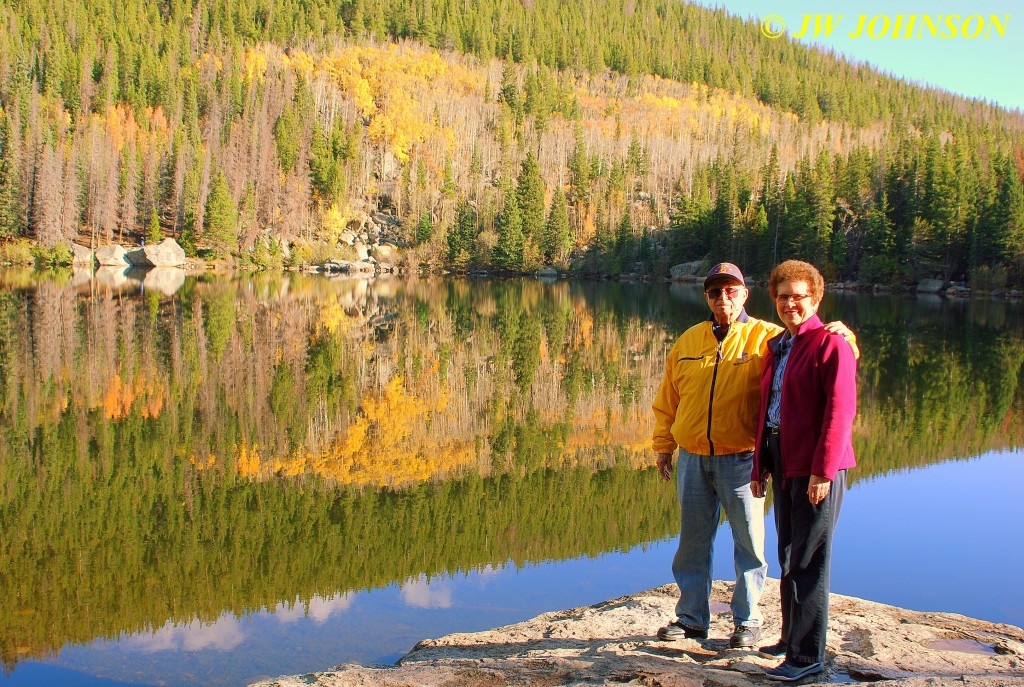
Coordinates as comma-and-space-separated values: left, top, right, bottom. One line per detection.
0, 270, 1021, 686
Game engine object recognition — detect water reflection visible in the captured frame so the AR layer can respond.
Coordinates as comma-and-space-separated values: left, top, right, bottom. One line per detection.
271, 593, 356, 625
0, 272, 1021, 686
401, 576, 454, 609
125, 615, 247, 653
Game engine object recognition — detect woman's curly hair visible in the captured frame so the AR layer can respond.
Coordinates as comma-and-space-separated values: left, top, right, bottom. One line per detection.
768, 260, 825, 303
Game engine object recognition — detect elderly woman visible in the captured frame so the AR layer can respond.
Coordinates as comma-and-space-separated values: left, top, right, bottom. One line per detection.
750, 260, 857, 682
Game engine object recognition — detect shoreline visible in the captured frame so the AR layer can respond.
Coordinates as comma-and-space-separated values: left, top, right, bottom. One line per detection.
251, 579, 1024, 687
4, 257, 1024, 302
0, 236, 1021, 299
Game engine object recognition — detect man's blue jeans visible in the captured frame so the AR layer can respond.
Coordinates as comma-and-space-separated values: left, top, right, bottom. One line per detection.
671, 448, 767, 631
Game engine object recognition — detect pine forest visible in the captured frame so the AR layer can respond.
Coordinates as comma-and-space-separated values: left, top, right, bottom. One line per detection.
0, 0, 1023, 285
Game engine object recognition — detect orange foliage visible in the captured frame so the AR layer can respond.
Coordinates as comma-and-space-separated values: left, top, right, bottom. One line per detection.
100, 371, 165, 420
104, 104, 171, 153
236, 442, 262, 477
189, 454, 218, 472
237, 375, 471, 487
563, 405, 651, 465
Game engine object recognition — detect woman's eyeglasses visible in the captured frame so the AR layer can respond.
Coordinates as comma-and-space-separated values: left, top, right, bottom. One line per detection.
775, 293, 813, 304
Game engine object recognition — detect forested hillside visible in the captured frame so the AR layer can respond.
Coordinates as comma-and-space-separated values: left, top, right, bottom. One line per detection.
0, 0, 1022, 285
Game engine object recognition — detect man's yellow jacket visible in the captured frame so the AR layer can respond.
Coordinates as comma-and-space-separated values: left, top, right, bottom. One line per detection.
652, 312, 781, 457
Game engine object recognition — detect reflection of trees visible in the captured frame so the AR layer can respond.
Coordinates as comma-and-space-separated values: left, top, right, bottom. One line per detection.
0, 455, 674, 668
835, 293, 1024, 479
0, 275, 1022, 667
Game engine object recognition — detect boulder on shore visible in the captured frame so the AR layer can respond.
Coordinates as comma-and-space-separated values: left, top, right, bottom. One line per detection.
370, 244, 396, 262
669, 260, 705, 281
253, 579, 1024, 687
126, 238, 187, 267
96, 244, 130, 266
917, 278, 945, 294
70, 243, 95, 266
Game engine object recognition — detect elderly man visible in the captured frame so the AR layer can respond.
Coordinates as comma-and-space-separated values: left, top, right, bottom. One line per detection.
652, 263, 855, 650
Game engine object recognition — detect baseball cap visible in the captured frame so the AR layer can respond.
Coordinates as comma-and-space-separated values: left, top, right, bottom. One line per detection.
704, 262, 745, 289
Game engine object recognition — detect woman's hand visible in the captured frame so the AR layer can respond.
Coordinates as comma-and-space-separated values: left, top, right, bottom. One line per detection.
808, 475, 832, 504
750, 479, 767, 498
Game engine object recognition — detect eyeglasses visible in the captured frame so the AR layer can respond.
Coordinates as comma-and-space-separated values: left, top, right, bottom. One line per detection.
705, 286, 744, 300
775, 293, 813, 304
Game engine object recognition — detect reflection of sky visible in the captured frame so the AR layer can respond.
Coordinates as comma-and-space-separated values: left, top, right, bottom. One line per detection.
272, 592, 355, 625
4, 450, 1023, 687
401, 575, 453, 608
714, 448, 1024, 626
124, 614, 246, 653
829, 448, 1024, 623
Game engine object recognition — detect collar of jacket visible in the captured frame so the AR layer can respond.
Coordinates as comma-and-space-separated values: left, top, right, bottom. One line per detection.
769, 313, 823, 354
709, 308, 750, 342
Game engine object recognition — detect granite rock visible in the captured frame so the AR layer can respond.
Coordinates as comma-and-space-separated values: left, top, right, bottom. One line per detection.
95, 244, 130, 266
252, 580, 1024, 687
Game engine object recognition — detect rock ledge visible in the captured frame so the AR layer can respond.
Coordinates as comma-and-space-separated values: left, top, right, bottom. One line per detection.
252, 579, 1024, 686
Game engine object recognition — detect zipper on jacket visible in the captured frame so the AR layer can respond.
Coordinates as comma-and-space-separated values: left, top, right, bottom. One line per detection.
706, 339, 724, 456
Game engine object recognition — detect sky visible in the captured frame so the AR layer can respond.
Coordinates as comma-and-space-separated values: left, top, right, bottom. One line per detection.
690, 0, 1023, 112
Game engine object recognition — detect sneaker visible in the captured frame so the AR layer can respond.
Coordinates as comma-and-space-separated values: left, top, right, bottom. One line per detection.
729, 625, 761, 649
758, 640, 788, 657
765, 659, 824, 681
656, 620, 708, 641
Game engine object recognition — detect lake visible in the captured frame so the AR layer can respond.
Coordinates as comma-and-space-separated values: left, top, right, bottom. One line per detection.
0, 270, 1021, 687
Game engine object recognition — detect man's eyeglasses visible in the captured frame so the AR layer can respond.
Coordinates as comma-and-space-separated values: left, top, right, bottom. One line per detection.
705, 286, 744, 300
775, 293, 813, 304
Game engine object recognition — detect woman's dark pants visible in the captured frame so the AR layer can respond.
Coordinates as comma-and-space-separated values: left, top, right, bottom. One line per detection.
765, 434, 846, 665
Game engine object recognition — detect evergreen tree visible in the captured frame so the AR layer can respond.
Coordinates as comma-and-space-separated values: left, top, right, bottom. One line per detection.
789, 152, 835, 270
859, 198, 896, 283
669, 173, 712, 262
540, 187, 571, 265
146, 205, 163, 244
614, 206, 634, 273
416, 211, 433, 244
447, 200, 476, 266
204, 171, 238, 258
625, 133, 648, 179
516, 152, 545, 245
0, 112, 21, 239
274, 107, 301, 175
309, 122, 347, 205
498, 62, 522, 126
708, 161, 737, 259
918, 137, 961, 279
567, 129, 590, 207
493, 183, 524, 270
988, 154, 1024, 272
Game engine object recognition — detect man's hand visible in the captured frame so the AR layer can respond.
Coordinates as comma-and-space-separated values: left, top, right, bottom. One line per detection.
750, 479, 767, 498
656, 453, 673, 481
823, 320, 852, 340
808, 475, 832, 504
824, 320, 860, 358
